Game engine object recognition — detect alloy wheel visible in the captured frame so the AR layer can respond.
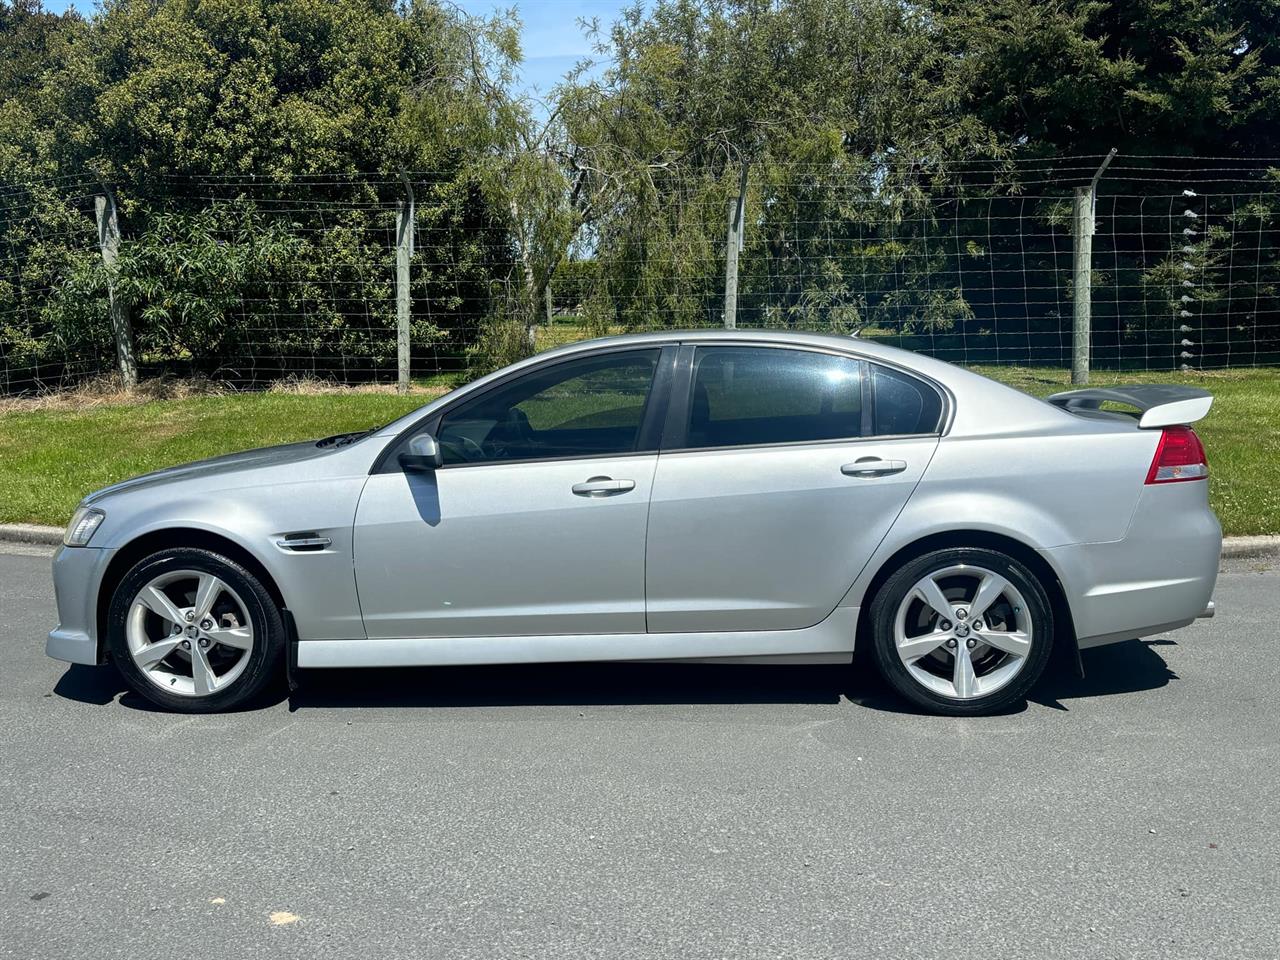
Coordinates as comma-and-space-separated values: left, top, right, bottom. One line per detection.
892, 563, 1033, 701
125, 569, 255, 697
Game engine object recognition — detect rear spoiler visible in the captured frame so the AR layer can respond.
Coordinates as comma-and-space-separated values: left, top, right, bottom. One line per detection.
1046, 384, 1213, 428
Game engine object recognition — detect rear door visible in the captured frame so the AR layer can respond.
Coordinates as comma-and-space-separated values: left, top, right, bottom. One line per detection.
644, 345, 944, 633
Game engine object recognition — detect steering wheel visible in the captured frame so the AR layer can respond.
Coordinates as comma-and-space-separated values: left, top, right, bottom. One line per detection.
437, 434, 486, 463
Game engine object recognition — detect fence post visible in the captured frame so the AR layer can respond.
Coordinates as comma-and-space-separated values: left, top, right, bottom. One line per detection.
723, 161, 748, 329
395, 172, 415, 394
94, 188, 137, 387
1070, 188, 1093, 384
1071, 148, 1117, 385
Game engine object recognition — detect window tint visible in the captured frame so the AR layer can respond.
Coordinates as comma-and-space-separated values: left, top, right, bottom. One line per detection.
870, 363, 943, 435
436, 350, 660, 464
684, 348, 864, 448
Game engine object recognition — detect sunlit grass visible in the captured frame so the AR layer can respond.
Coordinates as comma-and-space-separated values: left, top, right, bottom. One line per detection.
968, 366, 1280, 537
1, 365, 1276, 535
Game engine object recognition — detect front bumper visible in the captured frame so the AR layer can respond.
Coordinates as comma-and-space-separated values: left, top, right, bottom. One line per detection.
46, 544, 115, 665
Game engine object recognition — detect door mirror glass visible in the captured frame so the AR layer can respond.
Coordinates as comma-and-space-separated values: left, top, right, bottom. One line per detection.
400, 432, 443, 471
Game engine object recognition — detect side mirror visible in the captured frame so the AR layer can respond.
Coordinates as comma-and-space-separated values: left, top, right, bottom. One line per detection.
399, 432, 443, 472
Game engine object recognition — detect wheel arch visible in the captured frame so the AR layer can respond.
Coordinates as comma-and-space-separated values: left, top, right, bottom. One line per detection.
96, 528, 288, 659
854, 529, 1081, 673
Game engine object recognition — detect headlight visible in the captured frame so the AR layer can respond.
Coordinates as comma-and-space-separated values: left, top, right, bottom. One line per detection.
63, 507, 106, 547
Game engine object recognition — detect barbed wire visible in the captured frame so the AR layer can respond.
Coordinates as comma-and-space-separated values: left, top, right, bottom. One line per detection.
2, 161, 1278, 392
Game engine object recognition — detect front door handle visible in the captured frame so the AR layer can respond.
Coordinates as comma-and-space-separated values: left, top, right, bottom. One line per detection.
841, 458, 907, 478
572, 476, 637, 497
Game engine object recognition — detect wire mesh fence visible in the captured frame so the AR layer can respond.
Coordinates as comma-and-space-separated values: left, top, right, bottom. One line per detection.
2, 158, 1277, 394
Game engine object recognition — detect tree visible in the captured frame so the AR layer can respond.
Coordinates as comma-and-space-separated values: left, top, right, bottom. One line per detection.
553, 0, 998, 333
0, 0, 522, 384
932, 0, 1280, 157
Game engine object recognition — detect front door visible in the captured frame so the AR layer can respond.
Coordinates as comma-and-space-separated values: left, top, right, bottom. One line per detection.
644, 345, 943, 633
354, 348, 666, 639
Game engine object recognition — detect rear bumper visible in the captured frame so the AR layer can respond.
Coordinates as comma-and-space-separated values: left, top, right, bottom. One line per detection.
46, 544, 115, 665
1043, 483, 1220, 648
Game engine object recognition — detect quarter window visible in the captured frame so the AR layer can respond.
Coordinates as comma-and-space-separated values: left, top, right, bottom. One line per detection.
869, 363, 943, 435
436, 350, 660, 464
683, 347, 865, 449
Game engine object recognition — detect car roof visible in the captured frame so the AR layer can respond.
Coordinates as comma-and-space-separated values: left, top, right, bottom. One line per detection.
378, 327, 1076, 440
538, 328, 938, 372
533, 328, 1077, 437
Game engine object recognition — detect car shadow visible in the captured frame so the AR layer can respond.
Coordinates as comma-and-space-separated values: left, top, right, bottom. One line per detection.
51, 638, 1177, 715
52, 662, 128, 706
1030, 638, 1178, 711
289, 661, 851, 710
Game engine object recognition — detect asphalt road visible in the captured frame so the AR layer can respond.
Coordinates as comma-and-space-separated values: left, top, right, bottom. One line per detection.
2, 546, 1278, 960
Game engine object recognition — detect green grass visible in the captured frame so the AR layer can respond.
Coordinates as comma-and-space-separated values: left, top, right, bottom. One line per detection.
0, 392, 425, 528
969, 366, 1280, 537
1, 366, 1276, 536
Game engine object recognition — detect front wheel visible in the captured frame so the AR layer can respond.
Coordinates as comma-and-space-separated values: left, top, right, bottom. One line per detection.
106, 548, 285, 712
868, 548, 1054, 716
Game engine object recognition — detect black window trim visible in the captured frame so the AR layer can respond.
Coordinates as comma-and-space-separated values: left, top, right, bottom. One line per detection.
660, 341, 949, 455
372, 343, 678, 474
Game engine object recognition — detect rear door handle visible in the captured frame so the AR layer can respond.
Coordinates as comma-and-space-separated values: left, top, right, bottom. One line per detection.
572, 476, 637, 497
841, 458, 907, 478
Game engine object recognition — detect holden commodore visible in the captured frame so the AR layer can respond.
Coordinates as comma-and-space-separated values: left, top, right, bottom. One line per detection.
48, 330, 1220, 715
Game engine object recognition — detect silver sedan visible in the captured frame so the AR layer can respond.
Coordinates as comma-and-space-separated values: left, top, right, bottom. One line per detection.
47, 330, 1221, 715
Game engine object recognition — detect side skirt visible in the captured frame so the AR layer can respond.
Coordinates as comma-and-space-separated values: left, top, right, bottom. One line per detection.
296, 607, 859, 669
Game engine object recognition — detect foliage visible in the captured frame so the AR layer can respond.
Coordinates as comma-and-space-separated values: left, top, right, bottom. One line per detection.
932, 0, 1280, 157
0, 0, 517, 387
4, 0, 1280, 389
551, 0, 1004, 335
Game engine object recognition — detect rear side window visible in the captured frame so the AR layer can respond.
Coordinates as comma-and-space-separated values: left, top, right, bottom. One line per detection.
684, 347, 865, 448
870, 363, 943, 435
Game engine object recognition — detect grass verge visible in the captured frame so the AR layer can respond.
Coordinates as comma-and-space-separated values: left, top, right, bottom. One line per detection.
1, 367, 1276, 536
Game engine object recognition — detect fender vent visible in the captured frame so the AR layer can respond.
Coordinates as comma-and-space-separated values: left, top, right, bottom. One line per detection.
275, 532, 332, 553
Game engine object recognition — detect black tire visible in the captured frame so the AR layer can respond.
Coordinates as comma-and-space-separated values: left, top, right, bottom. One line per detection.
106, 548, 285, 713
868, 547, 1054, 716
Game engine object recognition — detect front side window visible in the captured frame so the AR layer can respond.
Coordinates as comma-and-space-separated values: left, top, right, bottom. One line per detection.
684, 347, 865, 449
436, 350, 660, 465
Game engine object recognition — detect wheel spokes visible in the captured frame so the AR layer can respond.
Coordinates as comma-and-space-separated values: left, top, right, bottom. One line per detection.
913, 576, 954, 622
895, 563, 1034, 702
206, 624, 252, 650
192, 574, 225, 620
975, 628, 1031, 658
952, 640, 978, 699
126, 569, 256, 698
898, 629, 952, 662
189, 641, 217, 696
969, 572, 1010, 623
137, 585, 185, 627
133, 637, 182, 670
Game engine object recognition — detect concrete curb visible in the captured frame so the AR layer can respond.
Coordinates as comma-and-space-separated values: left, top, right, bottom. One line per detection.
1220, 535, 1280, 559
0, 523, 63, 546
2, 522, 1278, 557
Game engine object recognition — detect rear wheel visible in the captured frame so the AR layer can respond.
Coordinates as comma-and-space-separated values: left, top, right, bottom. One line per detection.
868, 548, 1054, 716
106, 548, 285, 712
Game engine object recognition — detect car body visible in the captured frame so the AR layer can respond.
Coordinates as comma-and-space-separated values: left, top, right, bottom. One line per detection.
47, 330, 1221, 714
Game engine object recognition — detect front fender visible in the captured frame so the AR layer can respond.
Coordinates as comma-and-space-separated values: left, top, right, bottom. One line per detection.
93, 476, 369, 642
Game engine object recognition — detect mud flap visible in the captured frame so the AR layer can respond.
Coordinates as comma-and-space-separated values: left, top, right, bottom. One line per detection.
282, 609, 300, 694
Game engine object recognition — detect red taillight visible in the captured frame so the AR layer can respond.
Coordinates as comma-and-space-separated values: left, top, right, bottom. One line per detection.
1145, 425, 1208, 484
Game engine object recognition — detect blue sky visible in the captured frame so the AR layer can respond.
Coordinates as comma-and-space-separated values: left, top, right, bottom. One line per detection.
43, 0, 633, 101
